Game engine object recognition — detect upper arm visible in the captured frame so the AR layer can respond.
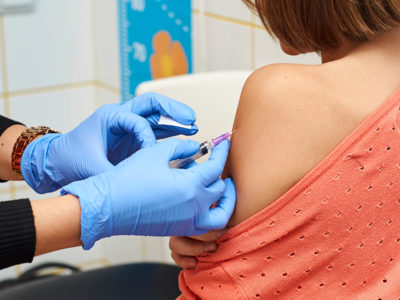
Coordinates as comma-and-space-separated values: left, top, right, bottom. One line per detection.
224, 64, 327, 226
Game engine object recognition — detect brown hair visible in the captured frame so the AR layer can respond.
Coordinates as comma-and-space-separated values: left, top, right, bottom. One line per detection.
243, 0, 400, 52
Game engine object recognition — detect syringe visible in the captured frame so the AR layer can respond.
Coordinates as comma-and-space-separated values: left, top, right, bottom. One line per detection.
169, 132, 232, 169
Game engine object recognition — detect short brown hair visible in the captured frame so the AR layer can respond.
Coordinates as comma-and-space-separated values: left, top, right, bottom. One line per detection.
243, 0, 400, 52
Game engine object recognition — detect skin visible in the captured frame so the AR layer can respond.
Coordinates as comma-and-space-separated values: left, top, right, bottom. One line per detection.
170, 26, 400, 269
0, 124, 28, 181
31, 195, 82, 256
0, 125, 82, 256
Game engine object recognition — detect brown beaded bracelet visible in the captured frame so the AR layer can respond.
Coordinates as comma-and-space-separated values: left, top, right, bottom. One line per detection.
11, 126, 59, 178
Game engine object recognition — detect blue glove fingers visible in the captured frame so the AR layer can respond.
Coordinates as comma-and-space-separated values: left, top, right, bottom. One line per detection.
190, 140, 230, 187
202, 178, 226, 207
157, 138, 200, 162
200, 178, 236, 230
131, 92, 196, 125
111, 112, 157, 148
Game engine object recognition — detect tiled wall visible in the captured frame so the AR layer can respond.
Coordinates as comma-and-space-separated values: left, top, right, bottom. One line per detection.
0, 0, 121, 280
191, 0, 320, 72
0, 0, 321, 281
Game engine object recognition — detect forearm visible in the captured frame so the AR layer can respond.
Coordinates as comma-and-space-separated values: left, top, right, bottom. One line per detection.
0, 195, 82, 270
32, 194, 82, 256
0, 124, 27, 181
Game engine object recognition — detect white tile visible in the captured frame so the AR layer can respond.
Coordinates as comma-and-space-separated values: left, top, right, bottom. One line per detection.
254, 28, 321, 68
9, 86, 97, 133
0, 43, 4, 94
0, 184, 12, 201
192, 0, 199, 10
252, 11, 264, 27
0, 182, 32, 201
12, 180, 31, 194
0, 265, 17, 281
0, 194, 13, 201
96, 87, 120, 108
93, 0, 120, 90
141, 237, 171, 263
0, 96, 5, 115
0, 183, 42, 201
4, 0, 94, 92
102, 236, 145, 265
204, 17, 252, 71
191, 14, 203, 72
12, 185, 59, 201
205, 0, 252, 22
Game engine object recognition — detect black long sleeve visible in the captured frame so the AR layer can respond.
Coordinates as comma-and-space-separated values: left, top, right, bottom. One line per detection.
0, 115, 24, 183
0, 115, 24, 136
0, 115, 35, 269
0, 199, 35, 269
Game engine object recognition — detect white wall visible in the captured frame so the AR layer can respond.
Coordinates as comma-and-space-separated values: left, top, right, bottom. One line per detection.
191, 0, 320, 71
0, 0, 321, 281
0, 0, 119, 280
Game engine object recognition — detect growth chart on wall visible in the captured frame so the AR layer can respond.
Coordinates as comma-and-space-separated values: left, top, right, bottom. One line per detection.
118, 0, 192, 101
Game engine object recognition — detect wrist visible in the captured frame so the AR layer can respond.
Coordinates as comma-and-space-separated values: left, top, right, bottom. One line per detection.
61, 174, 111, 250
32, 194, 82, 256
21, 133, 63, 193
12, 126, 60, 182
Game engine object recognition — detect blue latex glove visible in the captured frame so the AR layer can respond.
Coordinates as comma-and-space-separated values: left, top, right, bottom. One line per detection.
61, 139, 236, 250
21, 92, 198, 193
108, 92, 198, 165
127, 92, 198, 139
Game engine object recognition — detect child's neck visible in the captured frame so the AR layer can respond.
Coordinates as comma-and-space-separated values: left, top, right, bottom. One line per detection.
321, 26, 400, 64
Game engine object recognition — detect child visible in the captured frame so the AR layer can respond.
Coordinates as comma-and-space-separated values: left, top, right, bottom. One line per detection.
172, 0, 400, 298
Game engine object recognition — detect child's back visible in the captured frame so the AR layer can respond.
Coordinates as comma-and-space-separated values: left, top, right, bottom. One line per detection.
228, 28, 400, 226
175, 1, 400, 298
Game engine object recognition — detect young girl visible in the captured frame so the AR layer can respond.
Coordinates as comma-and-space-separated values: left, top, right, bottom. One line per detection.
171, 0, 400, 298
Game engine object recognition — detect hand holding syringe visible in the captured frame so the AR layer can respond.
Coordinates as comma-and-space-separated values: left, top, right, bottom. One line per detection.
157, 115, 233, 168
169, 132, 233, 168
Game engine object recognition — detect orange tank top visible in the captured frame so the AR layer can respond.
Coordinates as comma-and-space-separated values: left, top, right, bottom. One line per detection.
178, 86, 400, 299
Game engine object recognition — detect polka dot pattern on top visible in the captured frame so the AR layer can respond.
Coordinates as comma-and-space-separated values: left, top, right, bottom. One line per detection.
178, 87, 400, 300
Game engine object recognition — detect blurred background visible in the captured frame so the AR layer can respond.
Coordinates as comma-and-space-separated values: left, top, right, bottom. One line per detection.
0, 0, 319, 280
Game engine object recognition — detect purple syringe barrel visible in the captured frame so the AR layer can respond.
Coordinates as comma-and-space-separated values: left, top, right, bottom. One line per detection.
169, 132, 232, 169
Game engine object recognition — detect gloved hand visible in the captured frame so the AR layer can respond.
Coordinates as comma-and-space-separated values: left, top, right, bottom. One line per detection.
61, 138, 236, 250
21, 92, 198, 193
126, 92, 198, 139
108, 92, 198, 165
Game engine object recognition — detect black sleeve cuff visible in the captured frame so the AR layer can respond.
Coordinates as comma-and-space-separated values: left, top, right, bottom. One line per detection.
0, 199, 36, 270
0, 115, 24, 137
0, 115, 25, 183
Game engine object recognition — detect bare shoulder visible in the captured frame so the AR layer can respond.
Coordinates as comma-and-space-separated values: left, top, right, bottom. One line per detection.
234, 63, 340, 131
226, 63, 356, 226
239, 63, 329, 108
